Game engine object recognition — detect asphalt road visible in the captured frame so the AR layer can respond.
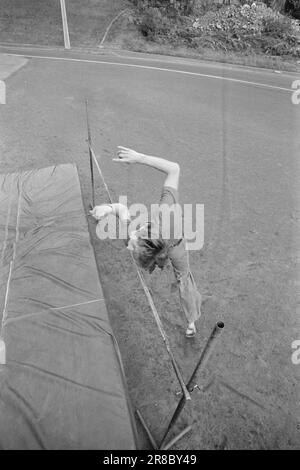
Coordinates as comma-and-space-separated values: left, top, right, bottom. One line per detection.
0, 47, 299, 450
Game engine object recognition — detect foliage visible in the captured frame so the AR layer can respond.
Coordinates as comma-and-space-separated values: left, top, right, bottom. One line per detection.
133, 1, 300, 57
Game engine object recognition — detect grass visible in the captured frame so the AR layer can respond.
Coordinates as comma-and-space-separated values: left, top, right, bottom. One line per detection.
0, 0, 63, 46
0, 1, 298, 72
0, 0, 132, 48
104, 12, 300, 73
66, 0, 132, 47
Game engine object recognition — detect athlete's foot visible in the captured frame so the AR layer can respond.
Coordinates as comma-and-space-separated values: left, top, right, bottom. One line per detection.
185, 323, 196, 338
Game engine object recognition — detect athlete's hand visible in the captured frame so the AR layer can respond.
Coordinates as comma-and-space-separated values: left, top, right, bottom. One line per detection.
113, 146, 143, 164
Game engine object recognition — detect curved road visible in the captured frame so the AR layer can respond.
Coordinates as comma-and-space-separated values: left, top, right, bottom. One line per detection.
0, 46, 299, 450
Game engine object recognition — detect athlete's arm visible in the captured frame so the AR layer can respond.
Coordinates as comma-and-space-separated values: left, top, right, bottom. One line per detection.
113, 146, 180, 190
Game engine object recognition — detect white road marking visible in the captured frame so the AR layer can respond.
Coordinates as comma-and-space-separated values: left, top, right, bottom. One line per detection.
4, 52, 293, 93
60, 0, 71, 50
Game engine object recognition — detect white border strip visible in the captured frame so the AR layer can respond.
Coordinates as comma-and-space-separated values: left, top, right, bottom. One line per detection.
1, 180, 23, 337
60, 0, 71, 50
6, 52, 292, 92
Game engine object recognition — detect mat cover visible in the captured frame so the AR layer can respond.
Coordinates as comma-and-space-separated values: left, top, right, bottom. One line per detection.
0, 164, 136, 450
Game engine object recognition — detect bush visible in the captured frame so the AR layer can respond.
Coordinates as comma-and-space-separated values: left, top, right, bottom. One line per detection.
133, 1, 300, 57
190, 0, 220, 16
286, 1, 300, 19
262, 15, 293, 36
137, 7, 180, 43
260, 13, 300, 54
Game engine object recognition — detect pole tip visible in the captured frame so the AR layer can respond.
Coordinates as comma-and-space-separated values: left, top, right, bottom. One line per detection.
217, 321, 225, 329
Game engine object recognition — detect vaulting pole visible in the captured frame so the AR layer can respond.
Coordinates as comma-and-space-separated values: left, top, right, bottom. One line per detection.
159, 321, 225, 449
85, 100, 95, 207
88, 142, 190, 401
84, 104, 225, 449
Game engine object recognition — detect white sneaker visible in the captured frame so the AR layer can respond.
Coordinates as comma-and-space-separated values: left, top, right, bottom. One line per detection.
185, 324, 196, 338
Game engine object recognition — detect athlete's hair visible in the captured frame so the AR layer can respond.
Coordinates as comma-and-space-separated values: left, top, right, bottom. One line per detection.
134, 223, 169, 273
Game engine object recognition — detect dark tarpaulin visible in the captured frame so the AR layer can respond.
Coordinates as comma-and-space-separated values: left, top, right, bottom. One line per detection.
0, 164, 137, 450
